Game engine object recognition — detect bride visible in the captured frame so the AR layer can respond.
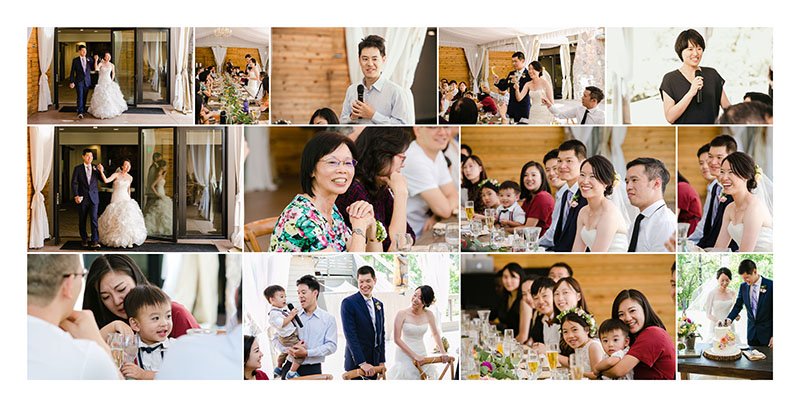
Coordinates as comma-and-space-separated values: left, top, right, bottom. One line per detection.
245, 59, 260, 98
513, 61, 555, 124
97, 160, 148, 248
88, 53, 128, 119
714, 152, 773, 252
573, 156, 630, 252
387, 286, 452, 380
704, 267, 739, 337
144, 161, 173, 235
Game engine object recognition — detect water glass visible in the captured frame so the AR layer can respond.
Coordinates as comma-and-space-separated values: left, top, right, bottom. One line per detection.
429, 242, 449, 252
395, 233, 413, 252
677, 222, 690, 251
470, 220, 482, 237
524, 227, 541, 252
445, 223, 460, 250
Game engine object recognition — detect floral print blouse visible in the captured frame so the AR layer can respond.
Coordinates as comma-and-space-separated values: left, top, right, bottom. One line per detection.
269, 195, 351, 252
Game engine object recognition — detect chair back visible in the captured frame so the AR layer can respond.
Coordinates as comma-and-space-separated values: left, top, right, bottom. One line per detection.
341, 366, 387, 380
413, 355, 455, 380
244, 217, 278, 252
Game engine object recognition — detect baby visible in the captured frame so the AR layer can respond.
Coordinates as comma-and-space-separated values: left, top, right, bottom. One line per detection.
495, 180, 526, 232
593, 318, 634, 380
265, 285, 303, 379
121, 285, 173, 380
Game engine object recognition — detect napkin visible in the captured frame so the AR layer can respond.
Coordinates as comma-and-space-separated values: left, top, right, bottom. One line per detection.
743, 349, 766, 360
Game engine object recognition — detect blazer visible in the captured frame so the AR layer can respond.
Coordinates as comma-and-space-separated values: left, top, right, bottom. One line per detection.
71, 163, 100, 205
727, 276, 772, 345
340, 292, 386, 371
69, 56, 93, 87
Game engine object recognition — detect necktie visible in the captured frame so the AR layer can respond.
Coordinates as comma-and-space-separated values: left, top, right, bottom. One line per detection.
710, 183, 721, 223
580, 108, 590, 124
703, 183, 719, 236
750, 284, 758, 315
628, 213, 646, 252
141, 343, 164, 354
366, 298, 377, 345
81, 57, 86, 71
554, 190, 571, 242
86, 165, 91, 183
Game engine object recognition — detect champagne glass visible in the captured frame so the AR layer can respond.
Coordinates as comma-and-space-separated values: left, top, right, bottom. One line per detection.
465, 201, 475, 221
108, 333, 124, 369
546, 343, 559, 371
445, 223, 460, 250
484, 209, 495, 232
569, 353, 584, 380
526, 349, 541, 380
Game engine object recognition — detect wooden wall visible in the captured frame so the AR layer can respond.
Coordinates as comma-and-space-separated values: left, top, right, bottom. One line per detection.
195, 47, 263, 71
268, 127, 318, 177
271, 28, 350, 124
677, 127, 724, 204
486, 253, 676, 340
462, 126, 677, 208
438, 46, 470, 88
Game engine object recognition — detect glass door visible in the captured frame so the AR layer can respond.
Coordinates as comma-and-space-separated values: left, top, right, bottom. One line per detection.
112, 29, 136, 105
137, 29, 170, 104
141, 128, 177, 241
179, 127, 226, 237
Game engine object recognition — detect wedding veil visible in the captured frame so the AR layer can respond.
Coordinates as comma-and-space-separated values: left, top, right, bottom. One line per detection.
753, 170, 773, 219
608, 179, 633, 230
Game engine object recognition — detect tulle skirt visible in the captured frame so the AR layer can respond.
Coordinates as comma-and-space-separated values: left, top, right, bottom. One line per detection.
98, 199, 147, 248
88, 79, 128, 119
144, 197, 173, 235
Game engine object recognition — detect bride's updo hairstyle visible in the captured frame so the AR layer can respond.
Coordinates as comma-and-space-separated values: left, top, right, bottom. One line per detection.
528, 61, 544, 77
716, 267, 732, 280
580, 155, 615, 197
417, 285, 435, 308
721, 152, 757, 192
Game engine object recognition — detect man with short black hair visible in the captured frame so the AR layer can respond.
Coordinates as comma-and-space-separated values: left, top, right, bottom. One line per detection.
72, 149, 102, 248
543, 86, 606, 124
625, 157, 676, 252
697, 135, 738, 250
341, 35, 412, 124
493, 51, 531, 123
69, 44, 93, 119
689, 143, 718, 245
341, 266, 386, 379
540, 140, 588, 251
726, 260, 772, 347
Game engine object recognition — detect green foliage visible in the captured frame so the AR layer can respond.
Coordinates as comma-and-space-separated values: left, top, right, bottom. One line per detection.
677, 253, 773, 312
476, 348, 521, 380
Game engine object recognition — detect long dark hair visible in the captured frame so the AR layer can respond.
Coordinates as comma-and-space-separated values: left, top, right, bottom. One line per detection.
244, 335, 257, 378
83, 254, 151, 328
722, 152, 758, 192
463, 155, 488, 212
519, 161, 550, 201
611, 289, 665, 344
309, 108, 339, 125
554, 277, 589, 313
354, 127, 412, 199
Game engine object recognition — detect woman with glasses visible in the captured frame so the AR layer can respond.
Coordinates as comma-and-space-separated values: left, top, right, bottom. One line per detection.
270, 131, 383, 252
336, 127, 415, 252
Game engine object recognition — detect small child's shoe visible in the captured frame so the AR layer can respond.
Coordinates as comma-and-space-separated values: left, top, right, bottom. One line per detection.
286, 371, 300, 379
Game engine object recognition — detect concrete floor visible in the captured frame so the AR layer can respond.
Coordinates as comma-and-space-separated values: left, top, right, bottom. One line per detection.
29, 237, 238, 252
28, 104, 193, 125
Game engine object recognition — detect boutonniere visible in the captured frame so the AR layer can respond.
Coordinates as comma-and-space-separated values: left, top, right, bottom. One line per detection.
375, 302, 382, 311
760, 285, 767, 294
718, 191, 727, 203
569, 193, 580, 208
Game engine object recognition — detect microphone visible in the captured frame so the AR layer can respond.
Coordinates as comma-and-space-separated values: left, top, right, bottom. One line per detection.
695, 70, 703, 104
287, 303, 303, 328
356, 84, 364, 119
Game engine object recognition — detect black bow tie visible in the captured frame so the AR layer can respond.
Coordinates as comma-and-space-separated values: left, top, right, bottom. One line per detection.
141, 343, 163, 353
500, 209, 510, 214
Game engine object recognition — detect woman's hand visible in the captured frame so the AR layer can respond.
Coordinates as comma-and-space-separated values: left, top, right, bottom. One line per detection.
413, 354, 426, 365
348, 201, 375, 231
689, 75, 704, 97
386, 171, 408, 198
99, 320, 134, 339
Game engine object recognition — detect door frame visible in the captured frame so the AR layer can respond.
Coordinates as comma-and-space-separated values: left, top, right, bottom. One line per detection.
139, 127, 178, 242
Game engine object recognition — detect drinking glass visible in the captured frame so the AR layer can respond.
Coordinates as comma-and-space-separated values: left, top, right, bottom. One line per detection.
526, 349, 541, 380
492, 229, 506, 248
108, 333, 124, 369
429, 242, 449, 252
465, 201, 475, 221
476, 310, 490, 325
677, 223, 690, 251
553, 367, 570, 380
122, 334, 138, 365
524, 227, 542, 252
395, 233, 412, 252
484, 209, 496, 231
470, 220, 482, 237
445, 223, 460, 250
504, 329, 515, 340
546, 343, 559, 371
511, 235, 526, 252
569, 354, 584, 380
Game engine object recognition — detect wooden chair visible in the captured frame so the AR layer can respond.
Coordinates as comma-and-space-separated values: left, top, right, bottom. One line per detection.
413, 355, 455, 380
341, 366, 387, 380
244, 217, 278, 252
288, 374, 333, 380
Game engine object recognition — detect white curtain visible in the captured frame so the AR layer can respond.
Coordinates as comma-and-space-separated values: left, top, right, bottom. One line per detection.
462, 46, 485, 93
189, 135, 216, 222
419, 254, 452, 334
162, 254, 219, 328
224, 254, 242, 329
559, 43, 573, 100
345, 27, 426, 123
37, 28, 54, 112
244, 254, 291, 371
244, 127, 277, 192
229, 126, 244, 249
29, 126, 53, 248
567, 126, 595, 152
144, 41, 162, 91
211, 46, 227, 72
171, 27, 192, 114
258, 48, 269, 74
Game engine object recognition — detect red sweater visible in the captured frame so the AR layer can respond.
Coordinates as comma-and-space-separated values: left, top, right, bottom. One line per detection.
170, 301, 201, 338
521, 191, 555, 235
626, 326, 676, 380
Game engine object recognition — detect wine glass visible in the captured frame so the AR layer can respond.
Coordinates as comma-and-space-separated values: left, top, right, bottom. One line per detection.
484, 209, 495, 231
465, 201, 474, 221
445, 223, 460, 250
546, 343, 559, 371
524, 227, 542, 252
122, 334, 138, 365
503, 329, 514, 341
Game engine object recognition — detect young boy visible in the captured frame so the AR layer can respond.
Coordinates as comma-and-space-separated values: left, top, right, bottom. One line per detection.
593, 318, 634, 380
496, 180, 526, 232
122, 285, 174, 380
265, 285, 303, 379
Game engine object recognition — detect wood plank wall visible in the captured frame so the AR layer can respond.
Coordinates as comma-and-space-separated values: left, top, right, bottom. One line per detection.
438, 46, 470, 88
677, 127, 726, 204
486, 253, 676, 340
195, 47, 263, 72
268, 127, 318, 177
270, 28, 350, 124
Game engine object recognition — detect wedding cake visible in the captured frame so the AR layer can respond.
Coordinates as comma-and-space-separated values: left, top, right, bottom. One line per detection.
703, 324, 742, 361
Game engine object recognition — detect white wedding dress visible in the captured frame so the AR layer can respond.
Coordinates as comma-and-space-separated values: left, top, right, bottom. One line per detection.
144, 179, 173, 235
98, 176, 147, 248
522, 89, 555, 124
706, 291, 736, 338
727, 223, 773, 252
579, 227, 628, 252
387, 322, 438, 380
88, 63, 128, 119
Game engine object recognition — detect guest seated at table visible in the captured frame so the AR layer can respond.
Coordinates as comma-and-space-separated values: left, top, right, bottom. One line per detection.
336, 127, 415, 252
455, 81, 468, 100
461, 155, 488, 214
557, 307, 603, 379
489, 263, 523, 336
718, 100, 773, 124
83, 254, 201, 340
519, 160, 554, 235
448, 97, 479, 124
270, 132, 383, 252
473, 178, 501, 220
244, 335, 268, 380
744, 91, 772, 105
28, 254, 121, 379
599, 289, 675, 380
677, 172, 702, 236
553, 277, 590, 365
119, 285, 175, 380
310, 108, 340, 125
496, 180, 526, 233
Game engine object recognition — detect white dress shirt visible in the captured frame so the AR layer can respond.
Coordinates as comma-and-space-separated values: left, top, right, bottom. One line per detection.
156, 323, 242, 380
27, 315, 120, 380
628, 199, 676, 252
688, 180, 720, 244
273, 306, 338, 366
268, 307, 297, 338
539, 182, 578, 248
496, 201, 526, 224
541, 314, 560, 349
136, 336, 173, 372
401, 141, 454, 236
547, 104, 605, 124
340, 75, 412, 124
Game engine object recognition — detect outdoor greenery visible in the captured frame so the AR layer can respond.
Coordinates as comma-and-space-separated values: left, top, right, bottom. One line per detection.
676, 253, 773, 312
362, 254, 460, 295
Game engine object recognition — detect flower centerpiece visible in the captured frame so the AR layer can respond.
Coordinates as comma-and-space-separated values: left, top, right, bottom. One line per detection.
677, 314, 701, 351
475, 347, 521, 380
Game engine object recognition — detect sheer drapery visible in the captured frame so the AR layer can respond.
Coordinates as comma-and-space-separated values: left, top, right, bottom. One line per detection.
141, 134, 156, 210
161, 254, 219, 327
171, 27, 192, 113
345, 27, 425, 123
419, 254, 452, 334
211, 46, 227, 72
559, 43, 573, 99
144, 41, 162, 91
244, 255, 291, 371
29, 126, 53, 248
244, 127, 277, 192
188, 135, 216, 222
229, 126, 244, 249
37, 28, 54, 112
224, 255, 242, 330
462, 46, 485, 93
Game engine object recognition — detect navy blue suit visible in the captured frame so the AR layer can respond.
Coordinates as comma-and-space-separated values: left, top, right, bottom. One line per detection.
727, 276, 772, 346
698, 194, 738, 251
72, 163, 101, 243
495, 69, 532, 123
341, 292, 385, 378
69, 56, 93, 115
551, 191, 587, 252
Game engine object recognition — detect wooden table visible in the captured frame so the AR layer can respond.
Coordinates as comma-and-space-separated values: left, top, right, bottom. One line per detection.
678, 343, 772, 380
412, 215, 458, 249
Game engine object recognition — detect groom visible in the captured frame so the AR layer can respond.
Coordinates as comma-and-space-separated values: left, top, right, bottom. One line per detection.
493, 51, 531, 123
726, 259, 773, 347
69, 45, 93, 119
341, 265, 386, 379
71, 149, 102, 248
540, 140, 587, 252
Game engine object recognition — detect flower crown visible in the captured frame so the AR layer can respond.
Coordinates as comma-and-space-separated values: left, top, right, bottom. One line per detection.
556, 307, 597, 337
477, 178, 500, 189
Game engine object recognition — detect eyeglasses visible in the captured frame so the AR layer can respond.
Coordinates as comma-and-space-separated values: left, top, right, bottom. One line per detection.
396, 154, 407, 163
322, 159, 357, 168
63, 268, 89, 280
